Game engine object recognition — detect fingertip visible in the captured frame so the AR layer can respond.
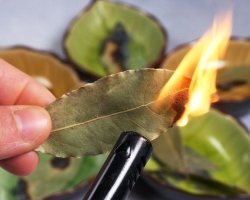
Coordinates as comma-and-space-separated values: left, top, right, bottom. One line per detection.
14, 106, 52, 143
0, 106, 52, 160
0, 151, 39, 176
34, 106, 52, 146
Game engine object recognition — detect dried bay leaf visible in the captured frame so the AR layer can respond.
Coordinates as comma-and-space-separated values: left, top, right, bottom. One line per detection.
37, 69, 189, 157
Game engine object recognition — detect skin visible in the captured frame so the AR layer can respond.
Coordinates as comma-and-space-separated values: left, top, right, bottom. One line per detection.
0, 58, 55, 176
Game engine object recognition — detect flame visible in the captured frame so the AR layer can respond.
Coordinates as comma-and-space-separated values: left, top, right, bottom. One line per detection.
159, 13, 232, 126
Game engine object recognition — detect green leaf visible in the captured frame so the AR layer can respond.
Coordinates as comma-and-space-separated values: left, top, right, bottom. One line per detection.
37, 69, 189, 157
151, 127, 216, 175
5, 153, 106, 199
184, 146, 217, 176
62, 155, 106, 191
181, 109, 250, 193
148, 170, 244, 195
64, 0, 166, 77
22, 153, 83, 198
145, 109, 250, 195
152, 127, 186, 173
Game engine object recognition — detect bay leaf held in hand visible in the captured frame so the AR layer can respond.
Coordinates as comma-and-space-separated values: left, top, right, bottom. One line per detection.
37, 69, 189, 158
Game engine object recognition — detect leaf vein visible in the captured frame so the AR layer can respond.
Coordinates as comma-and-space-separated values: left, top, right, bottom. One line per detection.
49, 137, 80, 151
108, 116, 123, 131
146, 105, 167, 120
124, 113, 148, 132
83, 126, 104, 151
51, 88, 188, 133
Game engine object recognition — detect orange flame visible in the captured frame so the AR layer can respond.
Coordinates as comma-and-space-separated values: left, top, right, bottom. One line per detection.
159, 13, 232, 126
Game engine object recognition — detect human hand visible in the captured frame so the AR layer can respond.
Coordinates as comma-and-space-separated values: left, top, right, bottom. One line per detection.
0, 58, 55, 176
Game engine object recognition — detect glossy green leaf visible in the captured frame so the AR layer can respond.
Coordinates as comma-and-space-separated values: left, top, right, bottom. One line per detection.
37, 69, 189, 158
181, 109, 250, 193
0, 153, 106, 199
64, 0, 166, 77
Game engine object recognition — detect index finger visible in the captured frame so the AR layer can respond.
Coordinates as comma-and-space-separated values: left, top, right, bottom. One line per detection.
0, 58, 55, 106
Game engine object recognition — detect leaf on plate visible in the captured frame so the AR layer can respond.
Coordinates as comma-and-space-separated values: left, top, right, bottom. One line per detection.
7, 153, 106, 199
148, 170, 245, 195
37, 69, 190, 157
146, 109, 250, 195
181, 109, 250, 193
0, 47, 83, 98
216, 65, 250, 102
151, 127, 217, 175
184, 146, 217, 176
152, 127, 186, 173
160, 39, 250, 102
100, 23, 129, 74
64, 0, 166, 77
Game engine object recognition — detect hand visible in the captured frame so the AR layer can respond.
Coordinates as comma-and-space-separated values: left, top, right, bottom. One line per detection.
0, 58, 55, 176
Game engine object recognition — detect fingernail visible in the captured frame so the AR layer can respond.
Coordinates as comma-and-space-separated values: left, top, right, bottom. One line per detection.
14, 107, 49, 142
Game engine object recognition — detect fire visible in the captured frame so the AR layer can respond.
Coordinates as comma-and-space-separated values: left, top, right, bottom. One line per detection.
159, 13, 232, 126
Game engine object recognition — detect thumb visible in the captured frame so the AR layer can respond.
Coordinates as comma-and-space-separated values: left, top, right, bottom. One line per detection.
0, 105, 51, 160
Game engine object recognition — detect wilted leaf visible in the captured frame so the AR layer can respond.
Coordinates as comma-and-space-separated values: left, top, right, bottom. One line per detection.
181, 109, 250, 193
64, 0, 166, 78
152, 127, 186, 173
0, 153, 106, 200
37, 69, 189, 157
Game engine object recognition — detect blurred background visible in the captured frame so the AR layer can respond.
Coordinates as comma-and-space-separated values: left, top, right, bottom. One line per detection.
0, 0, 249, 58
0, 0, 248, 126
0, 1, 250, 199
0, 0, 250, 56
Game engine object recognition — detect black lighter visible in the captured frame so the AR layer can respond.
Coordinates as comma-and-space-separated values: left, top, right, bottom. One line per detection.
83, 131, 153, 200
